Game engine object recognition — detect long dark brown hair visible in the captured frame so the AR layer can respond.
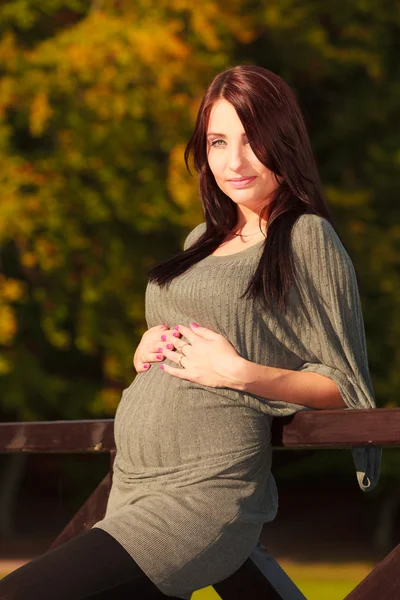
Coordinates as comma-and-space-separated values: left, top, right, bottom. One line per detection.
147, 64, 340, 313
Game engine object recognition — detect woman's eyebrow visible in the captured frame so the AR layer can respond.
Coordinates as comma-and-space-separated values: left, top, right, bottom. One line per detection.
206, 132, 247, 137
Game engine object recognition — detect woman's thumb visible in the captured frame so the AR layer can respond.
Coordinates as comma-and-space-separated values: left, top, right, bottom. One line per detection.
189, 322, 217, 339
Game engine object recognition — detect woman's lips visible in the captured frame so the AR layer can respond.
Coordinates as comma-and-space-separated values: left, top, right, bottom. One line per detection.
228, 176, 257, 188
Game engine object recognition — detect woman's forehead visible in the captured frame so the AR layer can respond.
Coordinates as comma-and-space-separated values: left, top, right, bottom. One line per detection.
207, 100, 245, 135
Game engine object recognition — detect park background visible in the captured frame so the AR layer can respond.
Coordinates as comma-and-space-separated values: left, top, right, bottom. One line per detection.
0, 1, 399, 598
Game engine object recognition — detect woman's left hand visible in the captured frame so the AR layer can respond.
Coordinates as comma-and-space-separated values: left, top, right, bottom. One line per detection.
160, 323, 243, 388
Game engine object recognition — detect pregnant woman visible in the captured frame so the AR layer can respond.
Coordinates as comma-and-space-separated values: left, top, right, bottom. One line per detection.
0, 65, 381, 600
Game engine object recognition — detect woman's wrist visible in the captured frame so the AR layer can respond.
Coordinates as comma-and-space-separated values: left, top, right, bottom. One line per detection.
221, 356, 249, 391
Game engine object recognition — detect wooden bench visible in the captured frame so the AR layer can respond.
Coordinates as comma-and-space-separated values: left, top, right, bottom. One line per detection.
1, 408, 399, 599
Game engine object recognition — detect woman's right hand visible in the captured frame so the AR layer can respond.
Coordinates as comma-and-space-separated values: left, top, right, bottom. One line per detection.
133, 324, 182, 373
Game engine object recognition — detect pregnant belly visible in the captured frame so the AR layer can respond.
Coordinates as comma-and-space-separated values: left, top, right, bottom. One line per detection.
114, 365, 271, 470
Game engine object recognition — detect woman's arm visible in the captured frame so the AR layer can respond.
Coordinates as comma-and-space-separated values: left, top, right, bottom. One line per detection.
224, 214, 371, 412
226, 357, 346, 409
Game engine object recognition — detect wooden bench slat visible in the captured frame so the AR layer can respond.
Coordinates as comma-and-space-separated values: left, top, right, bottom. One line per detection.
1, 408, 399, 453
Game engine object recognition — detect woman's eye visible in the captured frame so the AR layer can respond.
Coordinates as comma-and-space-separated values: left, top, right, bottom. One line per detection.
210, 139, 225, 147
210, 139, 250, 147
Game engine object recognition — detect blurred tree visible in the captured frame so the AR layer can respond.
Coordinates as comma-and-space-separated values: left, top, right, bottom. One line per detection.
0, 0, 256, 420
0, 0, 399, 425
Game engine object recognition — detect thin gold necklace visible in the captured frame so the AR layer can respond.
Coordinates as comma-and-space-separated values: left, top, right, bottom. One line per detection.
231, 228, 267, 237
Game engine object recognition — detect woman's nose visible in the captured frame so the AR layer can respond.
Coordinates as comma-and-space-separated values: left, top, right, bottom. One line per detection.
228, 147, 246, 171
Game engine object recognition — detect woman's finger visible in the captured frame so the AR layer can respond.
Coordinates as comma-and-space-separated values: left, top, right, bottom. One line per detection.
160, 330, 181, 342
138, 342, 178, 370
162, 347, 182, 365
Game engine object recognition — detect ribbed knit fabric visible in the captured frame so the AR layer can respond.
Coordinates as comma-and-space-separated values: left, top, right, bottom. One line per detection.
93, 213, 381, 599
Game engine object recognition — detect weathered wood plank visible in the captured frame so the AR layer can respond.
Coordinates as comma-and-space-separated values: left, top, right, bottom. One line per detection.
248, 540, 307, 599
0, 408, 398, 453
214, 556, 285, 600
343, 543, 400, 599
48, 470, 112, 551
0, 419, 115, 453
271, 407, 400, 448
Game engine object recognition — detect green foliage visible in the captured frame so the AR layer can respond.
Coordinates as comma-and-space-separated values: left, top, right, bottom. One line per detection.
0, 1, 399, 435
0, 0, 250, 419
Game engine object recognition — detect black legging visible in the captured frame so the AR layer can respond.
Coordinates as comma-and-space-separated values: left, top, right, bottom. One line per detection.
0, 528, 184, 599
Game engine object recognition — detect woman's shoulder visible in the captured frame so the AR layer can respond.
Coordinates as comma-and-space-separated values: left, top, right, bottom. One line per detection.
183, 222, 207, 251
291, 212, 355, 277
292, 212, 334, 238
291, 212, 345, 254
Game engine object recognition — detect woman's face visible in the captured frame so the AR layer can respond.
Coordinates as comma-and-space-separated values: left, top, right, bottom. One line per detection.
206, 98, 280, 212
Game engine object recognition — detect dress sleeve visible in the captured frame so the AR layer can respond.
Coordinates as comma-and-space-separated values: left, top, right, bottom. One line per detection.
290, 214, 381, 492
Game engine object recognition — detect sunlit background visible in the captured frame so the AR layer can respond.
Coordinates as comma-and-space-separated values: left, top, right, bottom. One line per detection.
1, 1, 400, 598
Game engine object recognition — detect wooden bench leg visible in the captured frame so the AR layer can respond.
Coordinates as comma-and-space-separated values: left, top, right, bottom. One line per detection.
213, 540, 307, 600
48, 470, 112, 551
48, 451, 116, 551
249, 540, 307, 599
343, 543, 400, 599
213, 555, 286, 599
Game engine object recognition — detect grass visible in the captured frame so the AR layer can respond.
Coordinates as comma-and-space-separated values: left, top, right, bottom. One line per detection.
1, 560, 374, 599
191, 560, 375, 600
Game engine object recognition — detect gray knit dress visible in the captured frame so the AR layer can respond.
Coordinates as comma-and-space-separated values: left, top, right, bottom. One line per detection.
93, 214, 381, 599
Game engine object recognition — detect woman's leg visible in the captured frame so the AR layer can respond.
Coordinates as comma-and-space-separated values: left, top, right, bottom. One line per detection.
0, 528, 177, 600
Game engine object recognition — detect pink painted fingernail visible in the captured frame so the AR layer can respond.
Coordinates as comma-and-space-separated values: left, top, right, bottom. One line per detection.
173, 331, 180, 337
157, 347, 163, 352
174, 325, 179, 330
143, 364, 149, 369
161, 334, 167, 341
190, 322, 199, 328
166, 343, 174, 349
160, 364, 165, 370
156, 354, 163, 360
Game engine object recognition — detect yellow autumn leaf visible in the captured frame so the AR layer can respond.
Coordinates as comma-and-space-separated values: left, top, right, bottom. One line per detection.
0, 354, 12, 375
93, 388, 121, 414
168, 142, 198, 210
104, 354, 121, 379
30, 91, 54, 137
0, 305, 17, 345
20, 252, 37, 268
0, 277, 27, 302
